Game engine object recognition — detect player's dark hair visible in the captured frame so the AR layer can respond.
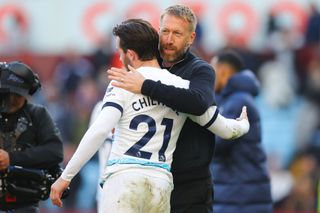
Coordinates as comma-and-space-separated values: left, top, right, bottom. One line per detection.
216, 50, 245, 72
113, 19, 159, 61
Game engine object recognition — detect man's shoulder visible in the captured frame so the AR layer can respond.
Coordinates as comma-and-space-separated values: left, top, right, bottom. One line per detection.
25, 102, 47, 113
187, 51, 210, 64
140, 67, 189, 88
191, 57, 212, 69
183, 53, 213, 72
24, 103, 52, 123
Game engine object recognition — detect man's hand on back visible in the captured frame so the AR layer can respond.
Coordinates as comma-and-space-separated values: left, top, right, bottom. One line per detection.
107, 65, 145, 94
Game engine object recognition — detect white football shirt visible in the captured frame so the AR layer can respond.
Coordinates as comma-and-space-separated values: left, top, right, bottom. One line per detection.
104, 67, 189, 175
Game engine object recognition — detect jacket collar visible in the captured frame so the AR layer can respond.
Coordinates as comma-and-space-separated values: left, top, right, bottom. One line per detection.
157, 48, 195, 71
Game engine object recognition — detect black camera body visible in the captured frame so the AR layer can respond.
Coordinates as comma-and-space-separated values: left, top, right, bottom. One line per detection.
0, 166, 70, 211
4, 166, 69, 200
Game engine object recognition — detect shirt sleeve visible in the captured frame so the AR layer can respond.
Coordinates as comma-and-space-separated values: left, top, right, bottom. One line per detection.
189, 106, 250, 139
101, 81, 127, 114
61, 82, 126, 181
61, 106, 121, 181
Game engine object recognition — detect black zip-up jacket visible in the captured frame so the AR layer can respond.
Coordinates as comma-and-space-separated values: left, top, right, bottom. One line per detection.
141, 50, 216, 183
2, 102, 64, 169
0, 101, 63, 209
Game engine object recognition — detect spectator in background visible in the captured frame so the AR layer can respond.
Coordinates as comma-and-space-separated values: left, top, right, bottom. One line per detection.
53, 48, 94, 103
90, 33, 115, 78
210, 51, 272, 213
305, 3, 320, 45
52, 48, 94, 144
296, 51, 320, 154
274, 150, 318, 211
42, 81, 73, 148
262, 12, 303, 107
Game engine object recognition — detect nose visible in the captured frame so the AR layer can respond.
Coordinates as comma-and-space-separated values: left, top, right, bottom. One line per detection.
166, 33, 174, 44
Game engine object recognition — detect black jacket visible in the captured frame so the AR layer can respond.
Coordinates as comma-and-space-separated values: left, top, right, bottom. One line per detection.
0, 101, 63, 209
142, 50, 216, 183
2, 102, 64, 168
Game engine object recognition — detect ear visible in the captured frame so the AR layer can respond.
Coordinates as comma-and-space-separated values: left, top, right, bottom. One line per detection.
188, 32, 196, 46
127, 49, 137, 61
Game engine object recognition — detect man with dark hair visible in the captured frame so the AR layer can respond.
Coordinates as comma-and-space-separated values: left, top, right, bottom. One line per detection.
51, 19, 249, 213
210, 50, 272, 213
0, 61, 63, 213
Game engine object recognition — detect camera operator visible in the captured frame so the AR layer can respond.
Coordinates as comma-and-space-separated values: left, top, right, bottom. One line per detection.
0, 61, 63, 213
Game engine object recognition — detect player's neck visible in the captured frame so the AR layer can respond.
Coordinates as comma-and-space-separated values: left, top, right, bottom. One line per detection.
135, 59, 160, 69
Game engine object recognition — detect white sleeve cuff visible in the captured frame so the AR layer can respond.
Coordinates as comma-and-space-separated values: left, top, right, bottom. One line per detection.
189, 105, 250, 140
207, 114, 250, 139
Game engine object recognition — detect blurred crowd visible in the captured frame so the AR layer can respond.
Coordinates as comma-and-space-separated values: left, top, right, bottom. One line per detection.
1, 2, 320, 213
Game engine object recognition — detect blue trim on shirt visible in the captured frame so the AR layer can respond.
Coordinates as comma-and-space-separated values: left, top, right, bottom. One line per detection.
102, 102, 123, 114
107, 158, 171, 172
203, 108, 219, 129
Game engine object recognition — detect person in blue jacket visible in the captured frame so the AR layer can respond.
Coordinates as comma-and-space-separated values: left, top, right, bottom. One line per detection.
210, 50, 273, 213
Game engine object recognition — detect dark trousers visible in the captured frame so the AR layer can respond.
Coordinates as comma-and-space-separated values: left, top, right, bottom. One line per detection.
171, 177, 213, 213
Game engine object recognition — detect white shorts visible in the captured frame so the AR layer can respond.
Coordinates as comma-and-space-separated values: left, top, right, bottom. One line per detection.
99, 167, 173, 213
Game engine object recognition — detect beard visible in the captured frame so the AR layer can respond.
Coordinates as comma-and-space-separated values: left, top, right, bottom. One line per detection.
123, 54, 132, 71
159, 41, 189, 64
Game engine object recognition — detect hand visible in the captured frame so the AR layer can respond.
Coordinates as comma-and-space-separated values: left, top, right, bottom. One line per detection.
50, 177, 70, 208
0, 149, 10, 171
107, 65, 145, 94
237, 106, 248, 121
237, 106, 250, 133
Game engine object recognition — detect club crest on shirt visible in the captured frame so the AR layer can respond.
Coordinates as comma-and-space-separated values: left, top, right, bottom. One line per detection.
104, 86, 115, 98
106, 87, 114, 93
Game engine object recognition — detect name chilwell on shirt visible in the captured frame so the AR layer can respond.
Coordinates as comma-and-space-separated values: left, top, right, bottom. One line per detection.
132, 96, 180, 115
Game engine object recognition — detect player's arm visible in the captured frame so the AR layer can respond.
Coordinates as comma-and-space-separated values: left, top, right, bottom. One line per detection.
50, 106, 121, 207
61, 106, 120, 181
189, 105, 250, 140
89, 101, 114, 182
51, 83, 124, 207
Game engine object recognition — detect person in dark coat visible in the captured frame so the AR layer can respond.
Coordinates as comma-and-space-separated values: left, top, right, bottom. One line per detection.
210, 51, 273, 213
0, 61, 63, 212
